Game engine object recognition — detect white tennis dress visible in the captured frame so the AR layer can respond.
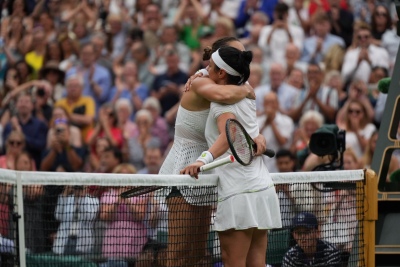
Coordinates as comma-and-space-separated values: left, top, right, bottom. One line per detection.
159, 105, 216, 205
206, 98, 282, 231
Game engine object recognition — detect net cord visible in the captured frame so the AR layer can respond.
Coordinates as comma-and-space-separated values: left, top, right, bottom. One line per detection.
0, 169, 365, 185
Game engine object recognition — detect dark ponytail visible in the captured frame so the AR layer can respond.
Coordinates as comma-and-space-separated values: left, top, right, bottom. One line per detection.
202, 36, 240, 60
214, 47, 253, 85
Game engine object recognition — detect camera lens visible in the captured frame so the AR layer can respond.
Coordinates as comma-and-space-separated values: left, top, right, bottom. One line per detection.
37, 88, 45, 96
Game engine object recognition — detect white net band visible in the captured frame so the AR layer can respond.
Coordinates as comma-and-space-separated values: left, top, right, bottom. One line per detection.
0, 169, 364, 185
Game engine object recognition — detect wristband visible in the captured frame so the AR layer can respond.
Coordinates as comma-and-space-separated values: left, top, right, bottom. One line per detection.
196, 151, 214, 165
196, 69, 209, 76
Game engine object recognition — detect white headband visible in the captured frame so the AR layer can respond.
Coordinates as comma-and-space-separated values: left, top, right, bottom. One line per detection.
211, 49, 242, 77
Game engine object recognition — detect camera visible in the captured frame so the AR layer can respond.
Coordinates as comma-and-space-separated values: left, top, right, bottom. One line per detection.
37, 88, 46, 97
309, 125, 345, 157
55, 127, 64, 134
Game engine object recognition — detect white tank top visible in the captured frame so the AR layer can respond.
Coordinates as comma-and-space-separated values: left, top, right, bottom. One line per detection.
159, 105, 215, 205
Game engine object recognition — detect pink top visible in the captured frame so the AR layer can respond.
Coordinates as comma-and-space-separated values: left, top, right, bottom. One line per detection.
0, 155, 36, 170
101, 190, 147, 258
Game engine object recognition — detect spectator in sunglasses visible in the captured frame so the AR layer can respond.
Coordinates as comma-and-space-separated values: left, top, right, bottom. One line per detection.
341, 22, 389, 84
0, 130, 34, 170
342, 99, 376, 158
336, 79, 375, 128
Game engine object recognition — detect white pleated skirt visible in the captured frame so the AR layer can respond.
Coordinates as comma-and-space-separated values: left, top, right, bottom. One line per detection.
213, 187, 282, 231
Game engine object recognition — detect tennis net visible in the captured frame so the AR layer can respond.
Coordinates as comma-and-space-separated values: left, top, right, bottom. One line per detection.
0, 169, 374, 267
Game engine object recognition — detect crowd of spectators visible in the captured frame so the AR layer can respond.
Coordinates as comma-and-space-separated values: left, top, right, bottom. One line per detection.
0, 0, 399, 266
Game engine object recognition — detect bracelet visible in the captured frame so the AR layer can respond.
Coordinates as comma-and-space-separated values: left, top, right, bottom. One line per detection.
196, 151, 214, 165
196, 69, 209, 76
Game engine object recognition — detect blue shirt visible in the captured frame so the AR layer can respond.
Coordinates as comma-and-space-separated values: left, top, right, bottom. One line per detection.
66, 64, 112, 112
152, 70, 188, 115
3, 116, 48, 168
300, 34, 345, 64
41, 146, 86, 172
108, 84, 149, 120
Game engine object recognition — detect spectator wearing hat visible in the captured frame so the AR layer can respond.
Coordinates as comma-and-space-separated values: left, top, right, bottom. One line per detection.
282, 212, 341, 267
40, 60, 65, 102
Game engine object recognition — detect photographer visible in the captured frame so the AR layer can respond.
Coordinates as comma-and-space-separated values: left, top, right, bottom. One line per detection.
40, 118, 85, 172
33, 81, 53, 125
1, 79, 53, 125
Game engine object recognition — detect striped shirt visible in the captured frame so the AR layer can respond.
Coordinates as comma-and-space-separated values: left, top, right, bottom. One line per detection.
282, 239, 341, 267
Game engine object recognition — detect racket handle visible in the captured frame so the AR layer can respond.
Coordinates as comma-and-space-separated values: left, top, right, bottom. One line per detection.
198, 155, 235, 172
263, 149, 275, 158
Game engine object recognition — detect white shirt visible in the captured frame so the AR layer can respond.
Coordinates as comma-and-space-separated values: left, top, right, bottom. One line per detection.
345, 123, 376, 158
287, 7, 309, 28
257, 113, 294, 173
341, 45, 390, 83
293, 86, 339, 117
258, 24, 304, 65
206, 98, 274, 201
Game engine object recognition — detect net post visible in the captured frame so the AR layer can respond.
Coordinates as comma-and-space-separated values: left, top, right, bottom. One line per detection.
362, 169, 378, 267
16, 171, 26, 267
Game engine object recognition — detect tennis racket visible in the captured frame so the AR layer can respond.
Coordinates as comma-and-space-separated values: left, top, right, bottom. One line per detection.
120, 155, 235, 198
225, 118, 275, 166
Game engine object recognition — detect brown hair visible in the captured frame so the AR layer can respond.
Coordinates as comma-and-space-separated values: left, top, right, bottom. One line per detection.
112, 163, 137, 174
345, 99, 370, 130
311, 11, 330, 25
202, 36, 240, 61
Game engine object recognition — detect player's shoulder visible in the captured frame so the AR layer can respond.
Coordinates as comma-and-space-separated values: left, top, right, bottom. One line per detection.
192, 76, 213, 85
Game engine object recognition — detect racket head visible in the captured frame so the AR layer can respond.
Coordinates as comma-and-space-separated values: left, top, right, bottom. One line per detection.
225, 118, 255, 166
120, 186, 162, 198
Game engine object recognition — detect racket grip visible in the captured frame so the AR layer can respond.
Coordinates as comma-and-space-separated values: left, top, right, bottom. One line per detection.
263, 149, 276, 158
198, 155, 235, 172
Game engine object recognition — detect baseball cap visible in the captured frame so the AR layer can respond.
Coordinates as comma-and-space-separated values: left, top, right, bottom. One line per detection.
292, 212, 318, 229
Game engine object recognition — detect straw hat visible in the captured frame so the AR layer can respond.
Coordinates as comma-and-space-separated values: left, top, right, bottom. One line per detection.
39, 61, 65, 82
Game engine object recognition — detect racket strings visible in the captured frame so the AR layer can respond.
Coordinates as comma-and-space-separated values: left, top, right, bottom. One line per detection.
228, 121, 253, 165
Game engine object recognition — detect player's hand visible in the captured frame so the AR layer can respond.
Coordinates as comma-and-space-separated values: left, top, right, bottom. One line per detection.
180, 161, 205, 179
253, 134, 267, 156
184, 70, 206, 92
